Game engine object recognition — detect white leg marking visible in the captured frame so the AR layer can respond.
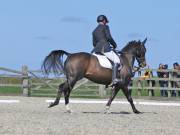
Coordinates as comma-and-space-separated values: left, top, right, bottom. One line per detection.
105, 106, 111, 114
66, 104, 73, 113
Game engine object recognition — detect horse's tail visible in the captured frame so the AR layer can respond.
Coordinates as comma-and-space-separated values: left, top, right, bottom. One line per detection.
41, 50, 70, 76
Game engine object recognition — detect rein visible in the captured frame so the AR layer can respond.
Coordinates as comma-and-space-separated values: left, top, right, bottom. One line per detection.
115, 50, 142, 73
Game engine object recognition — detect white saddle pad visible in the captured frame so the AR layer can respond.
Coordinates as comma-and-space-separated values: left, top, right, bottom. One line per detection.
93, 53, 112, 69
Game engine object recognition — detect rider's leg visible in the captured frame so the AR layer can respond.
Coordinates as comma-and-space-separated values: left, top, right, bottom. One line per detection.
104, 51, 120, 64
104, 51, 122, 85
112, 63, 121, 85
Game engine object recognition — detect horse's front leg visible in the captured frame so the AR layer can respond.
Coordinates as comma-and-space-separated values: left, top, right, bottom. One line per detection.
122, 86, 141, 114
105, 86, 120, 113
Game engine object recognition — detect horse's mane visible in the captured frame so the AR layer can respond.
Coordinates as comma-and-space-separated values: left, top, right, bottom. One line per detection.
121, 40, 141, 52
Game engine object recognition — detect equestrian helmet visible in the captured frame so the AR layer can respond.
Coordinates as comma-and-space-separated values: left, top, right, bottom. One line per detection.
97, 15, 109, 23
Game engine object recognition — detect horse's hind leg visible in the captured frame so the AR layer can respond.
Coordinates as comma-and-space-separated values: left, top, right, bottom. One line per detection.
48, 78, 76, 113
48, 82, 67, 108
63, 76, 78, 113
122, 86, 141, 114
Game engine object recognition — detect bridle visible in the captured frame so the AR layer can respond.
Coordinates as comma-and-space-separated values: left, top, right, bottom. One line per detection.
136, 55, 145, 64
115, 46, 146, 69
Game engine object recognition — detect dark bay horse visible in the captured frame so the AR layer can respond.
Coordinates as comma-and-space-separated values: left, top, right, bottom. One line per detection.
42, 38, 147, 113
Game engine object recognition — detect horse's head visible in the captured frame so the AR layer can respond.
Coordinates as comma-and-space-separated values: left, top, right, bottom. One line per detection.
121, 38, 147, 68
134, 38, 147, 68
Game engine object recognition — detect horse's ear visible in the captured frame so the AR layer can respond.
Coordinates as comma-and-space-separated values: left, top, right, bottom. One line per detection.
142, 38, 147, 45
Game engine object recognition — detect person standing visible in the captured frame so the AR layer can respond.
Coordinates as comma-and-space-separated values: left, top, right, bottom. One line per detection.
172, 62, 180, 97
157, 64, 169, 97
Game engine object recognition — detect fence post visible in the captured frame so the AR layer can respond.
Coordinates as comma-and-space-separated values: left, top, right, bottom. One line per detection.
148, 80, 153, 97
22, 65, 30, 96
99, 85, 106, 97
168, 72, 172, 98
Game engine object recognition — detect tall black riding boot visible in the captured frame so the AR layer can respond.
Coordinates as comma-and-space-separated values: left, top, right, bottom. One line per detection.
112, 63, 122, 85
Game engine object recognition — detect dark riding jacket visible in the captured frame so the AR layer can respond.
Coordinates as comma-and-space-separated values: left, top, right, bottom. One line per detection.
92, 24, 117, 53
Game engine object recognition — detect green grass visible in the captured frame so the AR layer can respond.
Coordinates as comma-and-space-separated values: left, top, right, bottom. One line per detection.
0, 86, 168, 98
0, 76, 175, 99
0, 86, 22, 95
0, 84, 162, 98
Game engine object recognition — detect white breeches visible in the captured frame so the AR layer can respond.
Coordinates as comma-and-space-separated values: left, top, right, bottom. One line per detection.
104, 51, 120, 64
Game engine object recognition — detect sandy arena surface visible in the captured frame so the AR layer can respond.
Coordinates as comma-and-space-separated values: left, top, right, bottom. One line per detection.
0, 96, 180, 135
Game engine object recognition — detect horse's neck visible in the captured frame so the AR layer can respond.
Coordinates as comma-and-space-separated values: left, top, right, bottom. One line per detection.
121, 53, 135, 69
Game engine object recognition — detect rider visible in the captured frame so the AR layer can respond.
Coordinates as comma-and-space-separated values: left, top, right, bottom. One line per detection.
92, 15, 121, 85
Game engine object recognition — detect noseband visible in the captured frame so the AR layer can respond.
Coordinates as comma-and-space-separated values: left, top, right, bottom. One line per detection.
136, 56, 145, 63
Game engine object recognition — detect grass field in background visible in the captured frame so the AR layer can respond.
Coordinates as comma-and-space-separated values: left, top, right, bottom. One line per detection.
0, 85, 161, 98
0, 86, 22, 96
0, 77, 166, 98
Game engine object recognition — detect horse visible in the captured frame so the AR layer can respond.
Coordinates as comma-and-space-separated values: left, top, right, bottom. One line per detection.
42, 38, 147, 114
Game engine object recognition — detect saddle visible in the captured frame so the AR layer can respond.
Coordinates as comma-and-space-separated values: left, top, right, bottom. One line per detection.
93, 53, 121, 69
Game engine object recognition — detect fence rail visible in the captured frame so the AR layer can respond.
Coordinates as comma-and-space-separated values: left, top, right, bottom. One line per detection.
0, 66, 180, 97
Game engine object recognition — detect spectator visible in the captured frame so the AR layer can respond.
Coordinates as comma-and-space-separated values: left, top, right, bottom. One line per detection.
172, 62, 180, 97
143, 65, 155, 96
138, 65, 155, 96
157, 63, 169, 97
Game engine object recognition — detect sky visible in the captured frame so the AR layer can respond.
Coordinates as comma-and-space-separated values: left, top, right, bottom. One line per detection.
0, 0, 179, 70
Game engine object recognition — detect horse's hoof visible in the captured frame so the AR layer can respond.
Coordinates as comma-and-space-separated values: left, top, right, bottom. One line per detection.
48, 101, 59, 108
134, 110, 141, 114
66, 109, 73, 113
104, 106, 111, 114
48, 102, 55, 108
65, 104, 73, 113
104, 110, 111, 114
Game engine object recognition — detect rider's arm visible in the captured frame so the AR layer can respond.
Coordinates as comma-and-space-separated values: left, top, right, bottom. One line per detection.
104, 25, 117, 49
92, 36, 96, 47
